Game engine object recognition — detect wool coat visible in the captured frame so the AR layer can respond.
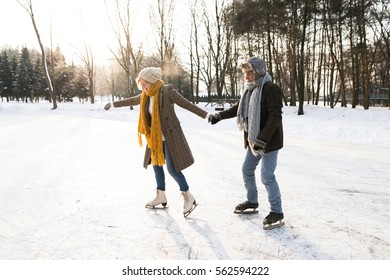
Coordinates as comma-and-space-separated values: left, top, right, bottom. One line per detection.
113, 84, 208, 172
218, 81, 284, 153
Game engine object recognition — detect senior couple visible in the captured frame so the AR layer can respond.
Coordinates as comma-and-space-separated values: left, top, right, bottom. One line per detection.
104, 57, 285, 229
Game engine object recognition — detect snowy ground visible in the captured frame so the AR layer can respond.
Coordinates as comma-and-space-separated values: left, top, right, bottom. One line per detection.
0, 100, 389, 277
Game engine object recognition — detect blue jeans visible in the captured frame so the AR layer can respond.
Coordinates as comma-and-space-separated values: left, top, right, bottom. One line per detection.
242, 148, 283, 213
153, 142, 189, 192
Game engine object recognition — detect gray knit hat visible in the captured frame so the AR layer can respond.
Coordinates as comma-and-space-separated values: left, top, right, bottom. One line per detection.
136, 67, 162, 89
241, 57, 266, 78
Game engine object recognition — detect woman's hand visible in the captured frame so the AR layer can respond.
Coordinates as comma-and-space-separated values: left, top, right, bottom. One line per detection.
104, 103, 112, 110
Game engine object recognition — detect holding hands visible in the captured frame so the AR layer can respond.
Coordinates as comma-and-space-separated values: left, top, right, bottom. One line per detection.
208, 113, 221, 125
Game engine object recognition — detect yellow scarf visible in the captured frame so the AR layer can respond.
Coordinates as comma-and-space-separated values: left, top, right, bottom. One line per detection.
138, 80, 165, 166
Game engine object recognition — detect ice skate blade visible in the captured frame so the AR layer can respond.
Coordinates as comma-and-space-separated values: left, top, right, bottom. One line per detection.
145, 203, 168, 209
233, 209, 258, 214
263, 220, 285, 230
183, 202, 198, 218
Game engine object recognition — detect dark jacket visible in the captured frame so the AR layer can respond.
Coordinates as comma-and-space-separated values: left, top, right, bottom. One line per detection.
218, 81, 284, 153
113, 84, 208, 171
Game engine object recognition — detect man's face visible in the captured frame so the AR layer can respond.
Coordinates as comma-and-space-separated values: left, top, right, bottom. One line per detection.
245, 71, 254, 83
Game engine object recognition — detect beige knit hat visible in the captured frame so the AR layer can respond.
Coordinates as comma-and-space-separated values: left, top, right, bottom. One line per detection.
136, 67, 162, 90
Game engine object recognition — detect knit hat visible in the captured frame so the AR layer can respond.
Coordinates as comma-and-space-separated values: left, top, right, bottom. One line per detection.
241, 57, 266, 79
136, 67, 162, 90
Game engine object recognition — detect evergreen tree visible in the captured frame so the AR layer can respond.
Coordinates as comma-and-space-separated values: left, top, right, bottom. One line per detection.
73, 72, 89, 103
0, 50, 15, 102
15, 47, 35, 102
10, 55, 18, 101
31, 56, 46, 101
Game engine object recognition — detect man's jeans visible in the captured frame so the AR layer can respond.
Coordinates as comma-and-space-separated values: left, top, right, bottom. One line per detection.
242, 148, 283, 213
153, 142, 189, 192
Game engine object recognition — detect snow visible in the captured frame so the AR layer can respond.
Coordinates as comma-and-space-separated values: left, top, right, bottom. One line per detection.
0, 101, 389, 278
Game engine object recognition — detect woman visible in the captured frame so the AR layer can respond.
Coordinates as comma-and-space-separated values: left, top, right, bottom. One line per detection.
104, 67, 208, 217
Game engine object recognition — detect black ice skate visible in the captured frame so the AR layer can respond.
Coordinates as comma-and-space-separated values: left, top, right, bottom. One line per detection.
233, 201, 259, 214
263, 212, 285, 230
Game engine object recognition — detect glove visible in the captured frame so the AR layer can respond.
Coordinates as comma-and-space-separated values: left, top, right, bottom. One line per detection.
251, 139, 267, 156
104, 103, 112, 110
208, 113, 221, 125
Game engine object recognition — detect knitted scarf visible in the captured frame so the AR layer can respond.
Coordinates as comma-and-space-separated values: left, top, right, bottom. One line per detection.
237, 73, 272, 155
138, 80, 165, 166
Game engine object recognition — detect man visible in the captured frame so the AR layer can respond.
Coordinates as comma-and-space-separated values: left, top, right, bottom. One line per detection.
208, 57, 285, 230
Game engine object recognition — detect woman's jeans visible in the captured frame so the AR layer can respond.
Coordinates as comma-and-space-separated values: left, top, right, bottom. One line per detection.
242, 148, 282, 213
153, 142, 189, 192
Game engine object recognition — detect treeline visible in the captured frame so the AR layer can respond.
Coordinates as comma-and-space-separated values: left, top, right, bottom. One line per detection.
187, 0, 389, 112
2, 0, 389, 112
0, 47, 90, 103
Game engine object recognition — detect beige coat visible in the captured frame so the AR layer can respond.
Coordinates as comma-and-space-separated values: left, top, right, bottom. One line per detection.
113, 84, 207, 172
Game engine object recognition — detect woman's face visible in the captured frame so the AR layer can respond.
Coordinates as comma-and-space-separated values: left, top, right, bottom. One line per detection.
139, 79, 151, 91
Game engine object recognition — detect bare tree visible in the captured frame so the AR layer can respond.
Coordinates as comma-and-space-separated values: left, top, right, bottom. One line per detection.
17, 0, 57, 109
78, 44, 96, 104
323, 0, 348, 108
74, 7, 97, 104
296, 0, 313, 115
203, 0, 232, 98
149, 0, 177, 79
371, 2, 390, 107
105, 0, 143, 100
99, 61, 124, 102
189, 2, 200, 103
356, 0, 371, 110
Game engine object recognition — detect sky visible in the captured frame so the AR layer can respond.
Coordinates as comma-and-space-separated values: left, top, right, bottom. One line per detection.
0, 100, 389, 279
0, 0, 189, 65
2, 0, 112, 63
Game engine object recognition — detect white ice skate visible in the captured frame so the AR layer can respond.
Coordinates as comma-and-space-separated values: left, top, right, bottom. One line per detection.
182, 191, 197, 218
145, 189, 168, 209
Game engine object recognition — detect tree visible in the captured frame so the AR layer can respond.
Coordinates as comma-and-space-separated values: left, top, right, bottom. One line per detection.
17, 0, 57, 109
0, 50, 14, 102
31, 55, 47, 102
78, 44, 96, 104
206, 0, 232, 98
371, 1, 390, 90
105, 0, 143, 100
230, 0, 290, 100
73, 70, 90, 103
189, 1, 201, 103
196, 0, 232, 100
355, 0, 371, 109
149, 0, 178, 81
15, 47, 34, 102
322, 0, 348, 108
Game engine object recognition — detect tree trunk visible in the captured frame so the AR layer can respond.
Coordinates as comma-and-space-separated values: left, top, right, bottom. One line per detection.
19, 0, 57, 109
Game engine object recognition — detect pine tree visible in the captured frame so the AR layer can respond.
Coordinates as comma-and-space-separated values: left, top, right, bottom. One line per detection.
0, 50, 15, 102
15, 47, 35, 102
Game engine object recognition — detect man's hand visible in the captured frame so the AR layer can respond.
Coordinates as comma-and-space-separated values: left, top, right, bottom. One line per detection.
251, 139, 267, 156
208, 113, 221, 125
